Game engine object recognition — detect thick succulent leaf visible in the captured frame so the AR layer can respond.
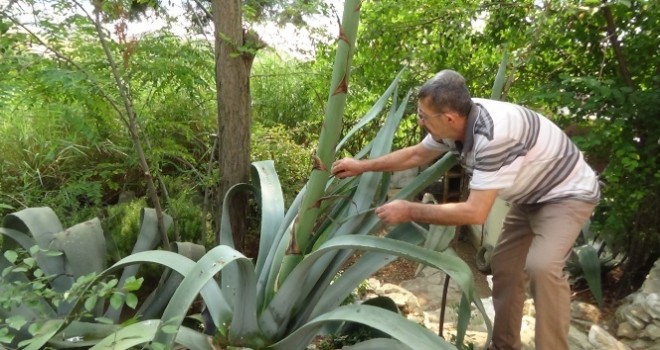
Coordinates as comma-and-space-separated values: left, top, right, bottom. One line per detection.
413, 223, 456, 275
300, 223, 425, 325
152, 245, 262, 349
335, 69, 405, 152
51, 218, 106, 278
20, 319, 65, 350
251, 160, 285, 277
574, 245, 603, 307
342, 338, 413, 350
219, 183, 257, 309
46, 322, 118, 348
490, 46, 510, 100
293, 89, 413, 322
260, 235, 475, 339
105, 208, 173, 322
89, 320, 211, 350
2, 207, 71, 293
257, 184, 304, 306
137, 242, 206, 319
104, 250, 232, 328
269, 304, 454, 350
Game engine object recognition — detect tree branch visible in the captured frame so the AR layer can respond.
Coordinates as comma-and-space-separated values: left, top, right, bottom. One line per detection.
71, 0, 171, 249
601, 1, 634, 88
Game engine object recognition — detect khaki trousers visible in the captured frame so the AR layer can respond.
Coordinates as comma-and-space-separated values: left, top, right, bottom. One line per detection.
490, 199, 597, 350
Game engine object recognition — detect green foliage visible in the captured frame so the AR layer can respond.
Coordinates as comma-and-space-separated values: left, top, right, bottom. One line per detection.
251, 123, 314, 205
251, 51, 329, 145
105, 198, 148, 256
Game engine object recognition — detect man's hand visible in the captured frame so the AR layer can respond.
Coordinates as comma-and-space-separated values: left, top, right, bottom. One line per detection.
331, 158, 365, 179
375, 200, 413, 225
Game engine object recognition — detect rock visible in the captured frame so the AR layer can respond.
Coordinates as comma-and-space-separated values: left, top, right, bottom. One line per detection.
641, 259, 660, 295
400, 269, 464, 309
571, 301, 601, 324
617, 321, 639, 339
588, 325, 631, 350
568, 325, 592, 350
371, 282, 425, 324
640, 323, 660, 341
646, 293, 660, 319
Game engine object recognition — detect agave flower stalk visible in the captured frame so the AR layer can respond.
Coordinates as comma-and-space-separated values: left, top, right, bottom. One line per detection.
286, 0, 362, 265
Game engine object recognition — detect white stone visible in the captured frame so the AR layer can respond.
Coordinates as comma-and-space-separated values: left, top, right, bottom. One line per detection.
629, 304, 652, 323
588, 324, 632, 350
568, 325, 592, 350
641, 323, 660, 341
617, 321, 638, 339
646, 293, 660, 319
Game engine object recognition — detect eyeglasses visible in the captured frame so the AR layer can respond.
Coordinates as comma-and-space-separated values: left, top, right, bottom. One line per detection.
417, 107, 444, 122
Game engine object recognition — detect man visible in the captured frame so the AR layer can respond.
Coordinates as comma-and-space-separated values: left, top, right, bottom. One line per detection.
331, 70, 599, 350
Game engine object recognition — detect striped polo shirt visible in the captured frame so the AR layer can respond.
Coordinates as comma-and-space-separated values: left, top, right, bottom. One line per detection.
421, 98, 600, 204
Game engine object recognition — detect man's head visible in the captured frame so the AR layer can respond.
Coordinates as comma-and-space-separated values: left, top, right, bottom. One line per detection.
417, 70, 472, 141
418, 69, 472, 117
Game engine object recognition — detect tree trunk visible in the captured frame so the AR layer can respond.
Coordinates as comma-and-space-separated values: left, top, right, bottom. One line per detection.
212, 0, 253, 250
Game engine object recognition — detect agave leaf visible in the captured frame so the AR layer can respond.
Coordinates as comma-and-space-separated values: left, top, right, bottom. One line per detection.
0, 227, 37, 251
51, 218, 106, 279
152, 246, 262, 348
257, 184, 305, 306
260, 234, 476, 340
335, 69, 405, 152
269, 304, 454, 350
104, 208, 173, 322
89, 319, 212, 350
2, 207, 71, 293
341, 338, 413, 350
574, 245, 603, 308
20, 319, 65, 350
137, 242, 206, 319
412, 223, 456, 275
300, 223, 424, 324
251, 161, 285, 277
46, 321, 118, 348
295, 153, 459, 322
219, 183, 255, 308
490, 45, 510, 101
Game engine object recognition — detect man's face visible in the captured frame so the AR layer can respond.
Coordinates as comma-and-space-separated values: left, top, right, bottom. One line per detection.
417, 97, 451, 139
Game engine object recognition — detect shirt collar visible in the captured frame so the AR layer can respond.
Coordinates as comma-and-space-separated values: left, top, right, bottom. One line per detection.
462, 102, 480, 153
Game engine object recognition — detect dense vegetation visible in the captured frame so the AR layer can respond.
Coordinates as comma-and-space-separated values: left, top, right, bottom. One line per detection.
0, 0, 658, 346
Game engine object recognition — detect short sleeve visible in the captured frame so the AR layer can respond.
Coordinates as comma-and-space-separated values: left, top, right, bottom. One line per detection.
421, 134, 452, 153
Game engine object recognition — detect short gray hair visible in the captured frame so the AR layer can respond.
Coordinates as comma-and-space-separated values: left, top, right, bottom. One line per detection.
418, 70, 473, 117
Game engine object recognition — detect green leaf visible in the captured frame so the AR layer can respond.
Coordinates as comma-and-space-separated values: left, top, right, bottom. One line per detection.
20, 319, 65, 350
122, 276, 143, 292
125, 293, 138, 309
3, 251, 17, 264
84, 295, 98, 312
6, 315, 27, 330
110, 293, 123, 310
94, 317, 114, 325
271, 305, 452, 350
574, 245, 603, 308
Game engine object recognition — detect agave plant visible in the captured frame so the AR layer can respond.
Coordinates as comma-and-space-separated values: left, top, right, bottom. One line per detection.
0, 206, 208, 349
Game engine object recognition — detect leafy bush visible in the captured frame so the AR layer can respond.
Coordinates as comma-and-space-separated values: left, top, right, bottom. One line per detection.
251, 123, 314, 205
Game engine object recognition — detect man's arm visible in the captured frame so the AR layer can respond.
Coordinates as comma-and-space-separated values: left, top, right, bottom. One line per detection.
332, 143, 442, 179
375, 189, 499, 226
